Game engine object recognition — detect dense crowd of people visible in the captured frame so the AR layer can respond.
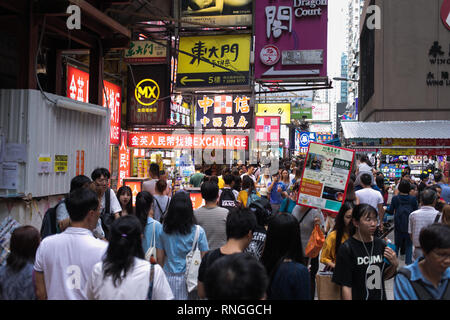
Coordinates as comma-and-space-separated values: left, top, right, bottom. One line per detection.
0, 155, 449, 300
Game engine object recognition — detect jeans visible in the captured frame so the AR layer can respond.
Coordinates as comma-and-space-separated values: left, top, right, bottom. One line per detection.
394, 230, 413, 265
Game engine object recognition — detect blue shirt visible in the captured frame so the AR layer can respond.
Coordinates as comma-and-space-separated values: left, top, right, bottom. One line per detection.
438, 183, 450, 204
0, 263, 36, 300
280, 198, 297, 214
156, 225, 209, 274
394, 257, 450, 300
268, 182, 287, 204
269, 261, 311, 300
142, 217, 163, 254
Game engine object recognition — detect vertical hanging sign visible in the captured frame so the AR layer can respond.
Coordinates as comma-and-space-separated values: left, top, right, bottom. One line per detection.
118, 131, 130, 188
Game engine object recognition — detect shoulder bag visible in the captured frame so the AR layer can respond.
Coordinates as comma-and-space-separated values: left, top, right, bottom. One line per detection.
185, 225, 201, 293
145, 222, 157, 264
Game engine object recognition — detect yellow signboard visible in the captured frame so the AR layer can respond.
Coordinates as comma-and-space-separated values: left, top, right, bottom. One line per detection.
381, 139, 416, 146
177, 34, 251, 88
256, 103, 291, 124
54, 155, 68, 172
381, 149, 416, 156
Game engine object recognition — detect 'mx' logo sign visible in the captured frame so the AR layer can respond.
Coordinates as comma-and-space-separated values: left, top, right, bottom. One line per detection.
135, 79, 160, 106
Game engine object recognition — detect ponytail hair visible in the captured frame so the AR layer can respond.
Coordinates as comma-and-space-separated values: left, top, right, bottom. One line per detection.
102, 215, 144, 287
135, 191, 154, 231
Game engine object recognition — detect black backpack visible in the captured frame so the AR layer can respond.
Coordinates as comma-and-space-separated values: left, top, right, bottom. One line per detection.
40, 201, 63, 239
219, 188, 238, 211
100, 189, 114, 239
248, 197, 273, 226
394, 196, 415, 233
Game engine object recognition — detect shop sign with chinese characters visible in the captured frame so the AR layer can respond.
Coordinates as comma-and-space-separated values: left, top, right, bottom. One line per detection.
124, 40, 167, 64
118, 131, 130, 188
256, 103, 291, 124
427, 41, 450, 87
255, 116, 281, 142
195, 94, 252, 129
254, 0, 328, 79
66, 65, 121, 145
177, 35, 251, 88
128, 132, 249, 150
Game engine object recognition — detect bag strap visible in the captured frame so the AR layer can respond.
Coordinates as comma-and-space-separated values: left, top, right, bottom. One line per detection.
434, 214, 441, 223
397, 267, 435, 300
299, 208, 312, 225
147, 263, 155, 300
191, 225, 200, 251
105, 188, 111, 215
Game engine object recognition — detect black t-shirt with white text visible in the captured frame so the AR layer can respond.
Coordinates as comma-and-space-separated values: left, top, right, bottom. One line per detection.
332, 237, 387, 300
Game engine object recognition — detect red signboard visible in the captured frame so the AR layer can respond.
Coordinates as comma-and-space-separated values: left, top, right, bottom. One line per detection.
123, 180, 142, 207
67, 65, 122, 145
442, 0, 450, 31
128, 132, 248, 150
118, 131, 130, 188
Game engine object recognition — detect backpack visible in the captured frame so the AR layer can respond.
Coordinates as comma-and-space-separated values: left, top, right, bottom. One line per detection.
100, 188, 114, 239
246, 190, 261, 208
397, 267, 450, 300
394, 196, 415, 233
40, 201, 63, 239
248, 197, 273, 226
154, 197, 170, 223
218, 188, 238, 211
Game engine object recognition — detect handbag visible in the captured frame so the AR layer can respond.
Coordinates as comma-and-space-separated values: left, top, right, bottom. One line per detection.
305, 224, 325, 258
316, 271, 341, 300
185, 225, 201, 293
145, 222, 157, 264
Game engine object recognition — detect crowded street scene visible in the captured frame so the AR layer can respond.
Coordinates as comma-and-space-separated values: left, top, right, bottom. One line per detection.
0, 0, 450, 309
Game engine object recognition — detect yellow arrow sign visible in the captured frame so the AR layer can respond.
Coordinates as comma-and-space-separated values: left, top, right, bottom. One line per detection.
180, 76, 205, 86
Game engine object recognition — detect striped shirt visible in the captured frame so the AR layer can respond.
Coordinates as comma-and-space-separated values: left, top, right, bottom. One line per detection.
408, 206, 440, 247
194, 206, 229, 250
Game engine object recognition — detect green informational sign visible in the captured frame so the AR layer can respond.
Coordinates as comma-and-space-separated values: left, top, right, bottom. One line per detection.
291, 105, 312, 120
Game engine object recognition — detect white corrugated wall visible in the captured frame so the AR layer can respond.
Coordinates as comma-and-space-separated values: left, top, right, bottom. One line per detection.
0, 89, 109, 197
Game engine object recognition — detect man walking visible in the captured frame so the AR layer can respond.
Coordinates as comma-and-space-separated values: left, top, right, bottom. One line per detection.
195, 181, 229, 250
409, 188, 441, 261
435, 171, 450, 204
34, 188, 108, 299
356, 173, 385, 229
143, 163, 161, 195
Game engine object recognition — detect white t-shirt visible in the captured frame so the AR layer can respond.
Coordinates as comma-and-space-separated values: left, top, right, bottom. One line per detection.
100, 189, 122, 214
143, 179, 158, 196
87, 258, 174, 300
355, 188, 384, 212
241, 173, 256, 183
34, 227, 108, 300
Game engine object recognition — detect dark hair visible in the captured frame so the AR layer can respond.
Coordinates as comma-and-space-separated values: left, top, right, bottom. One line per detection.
223, 173, 234, 186
155, 179, 167, 194
419, 223, 450, 254
91, 168, 110, 181
66, 188, 99, 222
195, 164, 203, 171
6, 226, 40, 272
360, 155, 372, 166
242, 175, 256, 194
375, 175, 385, 193
350, 204, 378, 236
204, 253, 268, 300
135, 191, 154, 231
117, 186, 133, 214
398, 179, 412, 194
333, 201, 355, 257
226, 208, 257, 240
434, 171, 443, 183
421, 188, 438, 206
345, 179, 357, 202
209, 175, 219, 185
149, 163, 160, 177
261, 213, 306, 280
102, 215, 144, 287
201, 181, 219, 202
360, 173, 372, 186
163, 192, 196, 235
70, 175, 92, 193
222, 166, 231, 176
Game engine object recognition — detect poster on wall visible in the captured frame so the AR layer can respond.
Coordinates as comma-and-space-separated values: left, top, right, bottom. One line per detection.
297, 142, 355, 213
181, 0, 252, 27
